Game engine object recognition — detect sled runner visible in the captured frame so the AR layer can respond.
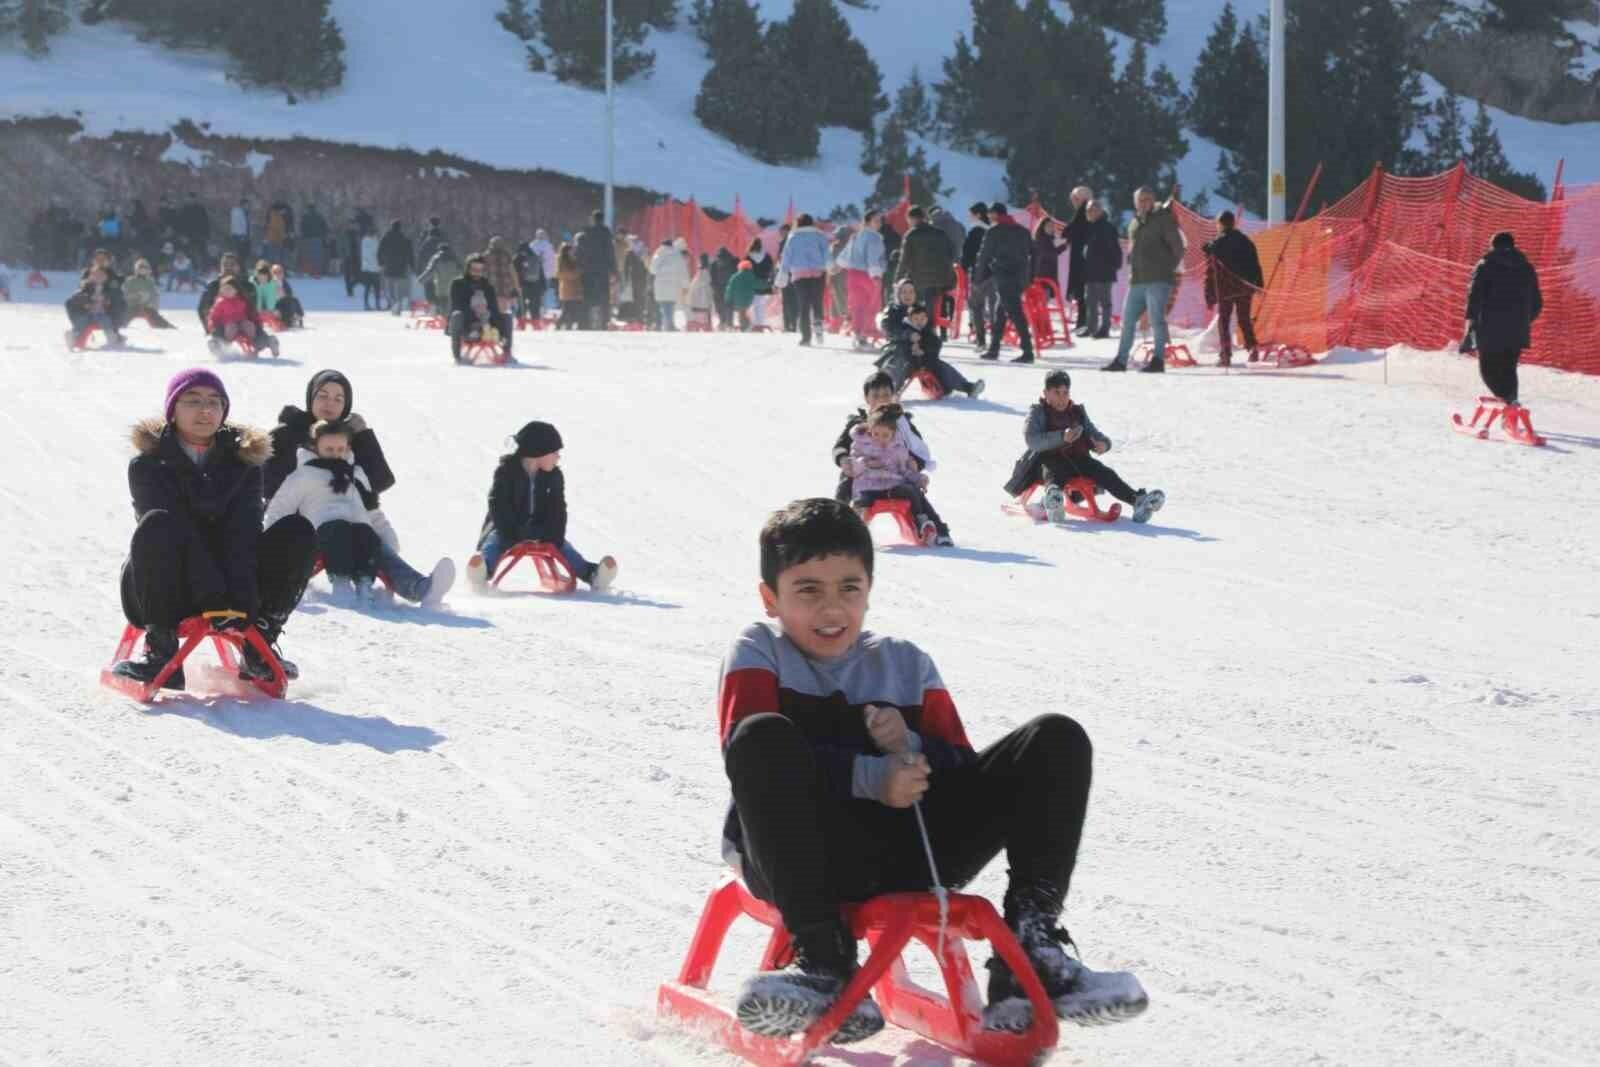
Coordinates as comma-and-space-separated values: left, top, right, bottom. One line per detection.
490, 541, 578, 593
408, 313, 447, 330
208, 335, 264, 359
1003, 479, 1121, 524
460, 337, 511, 365
66, 324, 116, 351
861, 498, 937, 547
1139, 342, 1195, 368
1452, 396, 1546, 446
658, 874, 1059, 1067
1249, 342, 1316, 368
100, 611, 290, 702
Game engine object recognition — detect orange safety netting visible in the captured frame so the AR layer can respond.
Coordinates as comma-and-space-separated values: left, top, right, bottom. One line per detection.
623, 191, 916, 261
1164, 164, 1600, 375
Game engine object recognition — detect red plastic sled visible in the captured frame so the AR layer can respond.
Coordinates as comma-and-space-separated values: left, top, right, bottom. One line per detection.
911, 368, 946, 401
100, 612, 289, 702
1452, 396, 1546, 446
460, 337, 510, 365
1250, 342, 1316, 368
1003, 479, 1121, 523
27, 269, 49, 288
258, 311, 285, 332
658, 875, 1059, 1067
67, 324, 112, 351
1139, 342, 1194, 368
862, 498, 937, 546
491, 541, 578, 592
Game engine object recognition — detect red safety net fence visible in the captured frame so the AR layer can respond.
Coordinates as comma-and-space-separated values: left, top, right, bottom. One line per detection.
622, 192, 916, 260
1163, 163, 1600, 375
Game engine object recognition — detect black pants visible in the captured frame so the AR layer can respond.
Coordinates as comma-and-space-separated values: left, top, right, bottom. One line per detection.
1217, 295, 1257, 357
1479, 348, 1521, 404
360, 272, 382, 310
582, 271, 610, 329
926, 355, 972, 395
851, 484, 947, 534
120, 511, 316, 632
986, 279, 1033, 357
276, 296, 305, 328
792, 277, 825, 343
726, 713, 1092, 932
967, 276, 992, 346
781, 283, 798, 330
449, 310, 514, 360
317, 520, 381, 579
916, 286, 946, 338
1042, 454, 1137, 505
524, 279, 546, 318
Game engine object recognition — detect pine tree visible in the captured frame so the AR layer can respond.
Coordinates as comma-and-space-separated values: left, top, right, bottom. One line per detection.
1186, 2, 1240, 146
892, 68, 934, 137
690, 0, 760, 55
540, 0, 676, 87
1098, 42, 1188, 204
1421, 90, 1467, 172
497, 0, 537, 41
1479, 0, 1582, 37
1065, 0, 1166, 44
860, 112, 950, 207
226, 0, 345, 95
0, 0, 70, 56
1466, 100, 1547, 199
694, 7, 819, 161
767, 0, 885, 132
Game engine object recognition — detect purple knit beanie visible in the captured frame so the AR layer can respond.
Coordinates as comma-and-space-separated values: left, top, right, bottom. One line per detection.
164, 368, 230, 423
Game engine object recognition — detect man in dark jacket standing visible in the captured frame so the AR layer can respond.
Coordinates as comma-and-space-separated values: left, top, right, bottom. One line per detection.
962, 202, 990, 348
576, 210, 617, 330
1065, 186, 1093, 333
896, 206, 957, 333
1465, 231, 1542, 405
709, 247, 738, 330
1081, 200, 1122, 339
377, 220, 415, 316
975, 201, 1035, 363
1202, 211, 1264, 366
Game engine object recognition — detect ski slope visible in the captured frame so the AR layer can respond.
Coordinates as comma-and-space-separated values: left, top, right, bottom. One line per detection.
2, 279, 1599, 1065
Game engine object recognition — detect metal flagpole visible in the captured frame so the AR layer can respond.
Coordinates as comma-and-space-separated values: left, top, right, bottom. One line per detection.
1268, 0, 1286, 224
604, 0, 617, 230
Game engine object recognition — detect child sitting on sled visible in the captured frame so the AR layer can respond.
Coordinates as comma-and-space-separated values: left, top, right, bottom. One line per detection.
263, 420, 389, 603
466, 420, 618, 592
206, 276, 259, 346
847, 407, 953, 546
122, 259, 177, 329
65, 265, 128, 348
884, 303, 984, 400
831, 370, 932, 504
1004, 369, 1166, 523
717, 498, 1148, 1045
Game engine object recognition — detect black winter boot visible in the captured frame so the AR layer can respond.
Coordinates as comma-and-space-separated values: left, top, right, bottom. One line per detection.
112, 626, 185, 691
982, 885, 1148, 1032
736, 918, 885, 1044
239, 619, 299, 683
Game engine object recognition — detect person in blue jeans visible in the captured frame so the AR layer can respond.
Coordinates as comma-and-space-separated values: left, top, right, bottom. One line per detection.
1103, 184, 1185, 374
467, 421, 619, 592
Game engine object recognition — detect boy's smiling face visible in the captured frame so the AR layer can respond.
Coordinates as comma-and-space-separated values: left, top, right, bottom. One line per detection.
761, 553, 871, 660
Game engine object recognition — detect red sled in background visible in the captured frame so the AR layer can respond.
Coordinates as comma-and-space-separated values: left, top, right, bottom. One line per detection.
100, 612, 290, 702
658, 874, 1060, 1067
861, 498, 937, 546
1003, 479, 1121, 524
1452, 396, 1546, 446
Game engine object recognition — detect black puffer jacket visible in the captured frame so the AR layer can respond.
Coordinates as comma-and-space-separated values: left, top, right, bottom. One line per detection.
1083, 217, 1123, 284
128, 418, 271, 619
1467, 245, 1543, 353
975, 215, 1032, 285
1202, 228, 1263, 304
480, 458, 567, 547
263, 372, 395, 504
450, 275, 502, 319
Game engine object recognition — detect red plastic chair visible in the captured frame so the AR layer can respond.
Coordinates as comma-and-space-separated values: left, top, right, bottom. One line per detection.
862, 498, 936, 546
490, 541, 578, 592
658, 875, 1059, 1067
100, 612, 289, 701
1008, 479, 1121, 523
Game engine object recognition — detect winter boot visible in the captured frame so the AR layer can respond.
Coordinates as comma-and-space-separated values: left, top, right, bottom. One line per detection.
735, 918, 885, 1045
418, 557, 456, 608
354, 576, 376, 604
1010, 351, 1035, 364
915, 514, 939, 545
1139, 356, 1165, 373
982, 890, 1149, 1032
1041, 485, 1068, 524
466, 552, 490, 592
112, 626, 185, 691
582, 556, 618, 592
239, 619, 298, 683
1132, 489, 1165, 524
968, 379, 986, 399
327, 575, 355, 601
1101, 357, 1127, 372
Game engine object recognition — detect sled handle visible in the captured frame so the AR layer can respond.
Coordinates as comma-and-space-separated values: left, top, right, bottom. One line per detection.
201, 610, 248, 623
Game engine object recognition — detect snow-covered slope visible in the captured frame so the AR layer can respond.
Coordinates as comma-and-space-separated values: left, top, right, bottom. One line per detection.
3, 0, 1596, 221
2, 282, 1599, 1064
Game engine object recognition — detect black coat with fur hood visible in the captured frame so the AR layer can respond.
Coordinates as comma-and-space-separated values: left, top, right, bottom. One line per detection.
129, 418, 272, 618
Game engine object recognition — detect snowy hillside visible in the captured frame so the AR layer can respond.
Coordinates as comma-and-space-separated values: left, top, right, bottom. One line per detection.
3, 0, 1598, 220
2, 283, 1599, 1064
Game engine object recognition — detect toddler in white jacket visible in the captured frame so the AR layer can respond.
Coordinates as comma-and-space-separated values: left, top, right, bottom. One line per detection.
263, 420, 444, 604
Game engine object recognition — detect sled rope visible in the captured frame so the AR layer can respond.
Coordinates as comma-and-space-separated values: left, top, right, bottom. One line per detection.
910, 783, 950, 960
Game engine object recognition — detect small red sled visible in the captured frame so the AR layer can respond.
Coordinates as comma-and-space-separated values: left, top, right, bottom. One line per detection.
100, 611, 290, 702
861, 498, 937, 546
658, 875, 1060, 1067
1452, 396, 1546, 446
460, 336, 511, 365
491, 541, 578, 593
1139, 342, 1195, 368
1003, 478, 1121, 524
66, 323, 117, 352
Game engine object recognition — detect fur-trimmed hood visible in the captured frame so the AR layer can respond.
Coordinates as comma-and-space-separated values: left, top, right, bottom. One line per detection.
130, 417, 272, 466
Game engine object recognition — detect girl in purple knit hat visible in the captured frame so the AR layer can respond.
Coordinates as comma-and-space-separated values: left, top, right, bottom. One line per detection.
111, 368, 318, 691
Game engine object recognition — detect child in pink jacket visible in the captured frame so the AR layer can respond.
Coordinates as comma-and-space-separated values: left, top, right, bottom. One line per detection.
847, 406, 952, 545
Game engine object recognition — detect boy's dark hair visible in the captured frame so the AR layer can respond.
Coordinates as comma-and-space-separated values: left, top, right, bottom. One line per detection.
1044, 369, 1072, 391
908, 206, 926, 220
864, 209, 881, 224
591, 209, 604, 225
969, 201, 987, 216
1217, 210, 1236, 229
907, 303, 928, 317
990, 202, 1008, 216
796, 212, 814, 227
309, 418, 351, 444
759, 498, 874, 590
862, 369, 894, 396
866, 406, 902, 431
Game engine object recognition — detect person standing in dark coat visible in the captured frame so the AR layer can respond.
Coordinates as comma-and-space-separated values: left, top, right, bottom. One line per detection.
1202, 211, 1264, 366
895, 207, 957, 333
178, 193, 211, 260
377, 220, 415, 316
1465, 231, 1543, 405
1080, 201, 1122, 339
974, 202, 1034, 363
1064, 187, 1092, 333
961, 203, 991, 348
299, 203, 330, 276
1030, 215, 1067, 295
710, 247, 739, 330
575, 210, 618, 330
